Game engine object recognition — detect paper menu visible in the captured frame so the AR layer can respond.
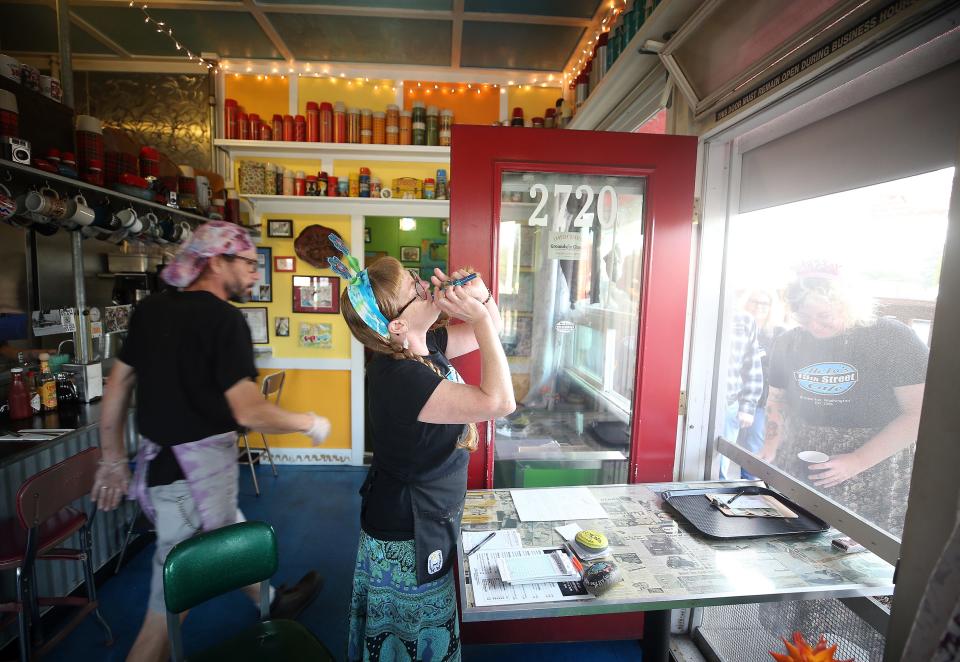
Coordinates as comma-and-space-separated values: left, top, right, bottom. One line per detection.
496, 550, 579, 584
510, 487, 609, 522
468, 548, 591, 607
462, 529, 523, 553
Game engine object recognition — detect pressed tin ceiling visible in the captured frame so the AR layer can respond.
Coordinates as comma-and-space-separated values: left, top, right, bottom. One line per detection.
5, 0, 603, 76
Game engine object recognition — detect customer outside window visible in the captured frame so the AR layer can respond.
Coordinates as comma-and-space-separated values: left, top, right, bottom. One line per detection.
719, 306, 763, 479
758, 262, 928, 535
332, 243, 513, 662
91, 221, 332, 662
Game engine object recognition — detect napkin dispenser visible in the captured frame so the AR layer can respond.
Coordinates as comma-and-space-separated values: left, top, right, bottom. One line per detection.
62, 362, 103, 402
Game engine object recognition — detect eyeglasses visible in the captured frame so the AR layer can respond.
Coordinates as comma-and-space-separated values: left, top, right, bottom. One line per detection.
397, 269, 429, 316
223, 254, 259, 272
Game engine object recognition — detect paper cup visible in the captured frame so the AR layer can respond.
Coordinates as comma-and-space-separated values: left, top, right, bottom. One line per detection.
797, 451, 829, 463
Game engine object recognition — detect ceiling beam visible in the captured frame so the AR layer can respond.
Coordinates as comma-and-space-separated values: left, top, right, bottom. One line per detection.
451, 0, 464, 70
462, 12, 591, 27
241, 0, 294, 62
68, 6, 133, 58
9, 51, 216, 73
53, 0, 248, 9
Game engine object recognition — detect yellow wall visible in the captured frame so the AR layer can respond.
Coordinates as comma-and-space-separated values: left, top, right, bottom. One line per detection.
506, 86, 563, 124
297, 77, 397, 114
253, 368, 352, 450
225, 75, 290, 119
237, 214, 352, 359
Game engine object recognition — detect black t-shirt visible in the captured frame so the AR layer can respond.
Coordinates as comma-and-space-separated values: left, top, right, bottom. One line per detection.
768, 318, 928, 428
119, 290, 258, 486
361, 327, 467, 540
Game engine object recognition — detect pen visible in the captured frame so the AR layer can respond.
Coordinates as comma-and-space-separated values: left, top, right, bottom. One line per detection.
466, 531, 496, 556
446, 273, 478, 288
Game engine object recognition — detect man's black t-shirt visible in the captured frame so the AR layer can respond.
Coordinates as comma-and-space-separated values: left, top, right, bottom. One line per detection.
119, 290, 258, 486
362, 327, 467, 540
768, 318, 928, 428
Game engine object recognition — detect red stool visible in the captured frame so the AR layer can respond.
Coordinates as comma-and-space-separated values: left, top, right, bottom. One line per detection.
0, 447, 114, 661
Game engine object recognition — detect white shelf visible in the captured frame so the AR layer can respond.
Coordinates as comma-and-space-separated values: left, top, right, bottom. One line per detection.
567, 0, 701, 131
241, 194, 450, 218
215, 139, 450, 163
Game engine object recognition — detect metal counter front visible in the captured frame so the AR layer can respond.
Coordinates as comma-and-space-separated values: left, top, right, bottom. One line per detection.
457, 483, 894, 624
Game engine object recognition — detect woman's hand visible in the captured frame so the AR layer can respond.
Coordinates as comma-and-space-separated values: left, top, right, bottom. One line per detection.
432, 267, 489, 303
90, 459, 132, 511
434, 285, 489, 325
808, 453, 867, 488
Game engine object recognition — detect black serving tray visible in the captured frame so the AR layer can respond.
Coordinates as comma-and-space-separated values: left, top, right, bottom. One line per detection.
661, 486, 829, 539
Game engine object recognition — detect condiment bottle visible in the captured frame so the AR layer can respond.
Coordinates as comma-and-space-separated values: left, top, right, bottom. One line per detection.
306, 101, 320, 142
348, 173, 360, 197
327, 175, 338, 196
426, 105, 439, 146
385, 125, 399, 145
319, 102, 333, 142
347, 107, 360, 143
333, 102, 346, 143
372, 111, 385, 144
7, 368, 32, 420
358, 167, 371, 198
55, 373, 78, 409
439, 109, 453, 146
399, 110, 412, 145
282, 169, 294, 196
423, 178, 436, 199
224, 99, 239, 139
435, 169, 448, 200
386, 104, 399, 132
38, 354, 57, 412
411, 101, 426, 145
294, 114, 307, 142
360, 108, 372, 144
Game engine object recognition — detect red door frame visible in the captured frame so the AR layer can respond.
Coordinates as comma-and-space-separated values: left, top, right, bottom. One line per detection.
449, 125, 698, 489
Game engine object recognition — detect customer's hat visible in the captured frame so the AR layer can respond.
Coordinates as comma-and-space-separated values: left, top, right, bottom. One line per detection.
161, 221, 255, 288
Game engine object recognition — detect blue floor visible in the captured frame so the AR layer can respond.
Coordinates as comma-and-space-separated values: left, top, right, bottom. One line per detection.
43, 465, 643, 661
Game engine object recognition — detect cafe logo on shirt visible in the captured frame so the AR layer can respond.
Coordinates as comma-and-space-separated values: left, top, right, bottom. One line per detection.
794, 362, 858, 395
445, 364, 464, 384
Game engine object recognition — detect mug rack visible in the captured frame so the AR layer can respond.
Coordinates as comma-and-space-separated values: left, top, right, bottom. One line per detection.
0, 157, 211, 245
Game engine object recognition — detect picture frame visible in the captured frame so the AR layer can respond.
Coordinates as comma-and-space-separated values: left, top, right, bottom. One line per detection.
299, 322, 332, 348
400, 246, 421, 262
292, 275, 340, 314
364, 227, 372, 243
274, 316, 290, 337
267, 219, 294, 238
240, 307, 269, 344
274, 256, 296, 272
250, 246, 272, 302
441, 219, 449, 235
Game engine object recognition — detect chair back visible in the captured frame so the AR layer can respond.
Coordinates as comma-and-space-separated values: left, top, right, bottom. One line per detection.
16, 447, 101, 529
260, 370, 285, 402
163, 521, 278, 614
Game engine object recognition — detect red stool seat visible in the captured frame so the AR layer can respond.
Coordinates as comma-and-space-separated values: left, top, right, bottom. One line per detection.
0, 507, 86, 568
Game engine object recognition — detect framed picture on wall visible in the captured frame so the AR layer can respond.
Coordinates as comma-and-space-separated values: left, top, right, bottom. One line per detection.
240, 307, 269, 344
274, 256, 296, 272
400, 246, 420, 262
250, 247, 272, 302
274, 316, 290, 337
365, 227, 372, 243
267, 219, 294, 238
292, 275, 339, 314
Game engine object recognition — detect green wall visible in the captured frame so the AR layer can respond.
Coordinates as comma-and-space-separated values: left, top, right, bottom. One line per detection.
364, 216, 447, 276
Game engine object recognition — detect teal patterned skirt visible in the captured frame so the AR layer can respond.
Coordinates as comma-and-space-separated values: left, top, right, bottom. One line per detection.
348, 530, 461, 662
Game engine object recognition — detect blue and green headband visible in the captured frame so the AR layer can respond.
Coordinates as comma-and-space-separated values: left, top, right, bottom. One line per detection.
328, 234, 391, 339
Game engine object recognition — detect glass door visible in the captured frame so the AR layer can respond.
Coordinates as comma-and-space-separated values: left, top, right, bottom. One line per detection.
450, 126, 697, 489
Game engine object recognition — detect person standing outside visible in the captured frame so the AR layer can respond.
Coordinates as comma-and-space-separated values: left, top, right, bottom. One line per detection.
91, 222, 332, 662
331, 242, 513, 661
719, 306, 764, 479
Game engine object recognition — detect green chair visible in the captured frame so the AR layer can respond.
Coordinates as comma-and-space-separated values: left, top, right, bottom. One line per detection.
163, 521, 333, 662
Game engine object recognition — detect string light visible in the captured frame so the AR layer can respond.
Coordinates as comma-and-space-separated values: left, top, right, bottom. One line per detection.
131, 2, 218, 70
567, 0, 627, 81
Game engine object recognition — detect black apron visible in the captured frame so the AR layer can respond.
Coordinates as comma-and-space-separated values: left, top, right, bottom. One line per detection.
361, 448, 469, 585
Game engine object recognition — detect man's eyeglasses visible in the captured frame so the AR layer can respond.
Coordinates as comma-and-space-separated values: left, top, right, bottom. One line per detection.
223, 254, 259, 272
397, 269, 429, 316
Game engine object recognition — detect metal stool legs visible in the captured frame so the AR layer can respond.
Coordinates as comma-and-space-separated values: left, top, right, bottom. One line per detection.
239, 431, 261, 496
82, 523, 114, 646
259, 432, 278, 477
15, 566, 30, 662
114, 501, 140, 574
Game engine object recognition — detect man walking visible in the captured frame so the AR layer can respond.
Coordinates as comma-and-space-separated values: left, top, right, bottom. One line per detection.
92, 221, 331, 662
